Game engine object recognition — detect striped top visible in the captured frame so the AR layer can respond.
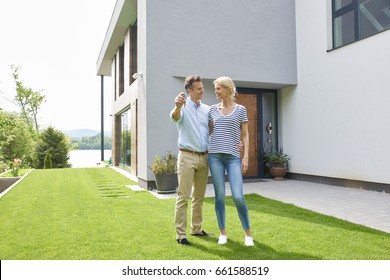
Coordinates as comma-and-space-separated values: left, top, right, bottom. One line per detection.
209, 104, 248, 158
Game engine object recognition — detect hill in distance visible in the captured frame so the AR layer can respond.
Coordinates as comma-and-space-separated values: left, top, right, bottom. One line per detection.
63, 129, 111, 139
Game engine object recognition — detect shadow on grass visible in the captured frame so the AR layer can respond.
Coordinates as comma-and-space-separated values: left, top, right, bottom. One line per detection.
204, 194, 390, 236
190, 235, 319, 260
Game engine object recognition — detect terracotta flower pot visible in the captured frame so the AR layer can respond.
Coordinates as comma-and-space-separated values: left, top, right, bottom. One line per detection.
270, 166, 287, 181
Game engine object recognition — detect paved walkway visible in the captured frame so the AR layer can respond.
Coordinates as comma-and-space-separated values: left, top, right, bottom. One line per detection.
114, 168, 390, 234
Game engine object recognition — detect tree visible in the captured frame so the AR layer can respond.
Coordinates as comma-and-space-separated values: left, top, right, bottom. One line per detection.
11, 65, 45, 133
44, 150, 53, 169
36, 126, 71, 169
0, 110, 37, 167
70, 133, 112, 150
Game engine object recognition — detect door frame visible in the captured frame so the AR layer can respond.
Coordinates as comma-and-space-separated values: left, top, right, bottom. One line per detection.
237, 87, 278, 178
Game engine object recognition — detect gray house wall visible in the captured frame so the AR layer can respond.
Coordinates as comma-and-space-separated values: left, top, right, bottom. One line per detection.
281, 0, 390, 188
140, 0, 297, 186
145, 0, 297, 85
97, 0, 297, 187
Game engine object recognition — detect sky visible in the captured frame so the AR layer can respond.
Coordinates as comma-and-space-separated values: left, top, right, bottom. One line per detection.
0, 0, 117, 131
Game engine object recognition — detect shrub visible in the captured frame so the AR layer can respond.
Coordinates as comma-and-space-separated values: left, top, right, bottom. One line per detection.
44, 150, 53, 169
149, 151, 177, 175
36, 126, 70, 168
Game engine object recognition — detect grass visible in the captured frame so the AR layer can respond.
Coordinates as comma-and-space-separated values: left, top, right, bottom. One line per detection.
0, 169, 31, 177
0, 167, 390, 260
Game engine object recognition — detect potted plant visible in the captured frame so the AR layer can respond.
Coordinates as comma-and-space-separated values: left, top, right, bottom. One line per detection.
264, 147, 291, 180
149, 151, 178, 194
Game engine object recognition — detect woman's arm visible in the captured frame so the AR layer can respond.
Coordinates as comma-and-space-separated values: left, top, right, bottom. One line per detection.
241, 122, 249, 174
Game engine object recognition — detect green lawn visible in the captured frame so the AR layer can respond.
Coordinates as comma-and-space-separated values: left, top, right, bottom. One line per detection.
0, 169, 31, 177
0, 168, 389, 260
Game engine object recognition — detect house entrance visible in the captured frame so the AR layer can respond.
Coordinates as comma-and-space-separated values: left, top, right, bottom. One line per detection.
236, 88, 278, 178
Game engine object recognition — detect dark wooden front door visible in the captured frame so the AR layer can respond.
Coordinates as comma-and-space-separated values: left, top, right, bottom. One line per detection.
236, 93, 259, 177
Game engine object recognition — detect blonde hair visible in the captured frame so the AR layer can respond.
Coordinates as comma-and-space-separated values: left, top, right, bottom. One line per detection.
213, 76, 237, 101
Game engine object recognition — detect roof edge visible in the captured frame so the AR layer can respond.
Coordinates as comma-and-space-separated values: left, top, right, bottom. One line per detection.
96, 0, 137, 76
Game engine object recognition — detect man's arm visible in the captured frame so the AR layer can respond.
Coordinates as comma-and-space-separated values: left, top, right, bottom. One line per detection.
171, 92, 186, 121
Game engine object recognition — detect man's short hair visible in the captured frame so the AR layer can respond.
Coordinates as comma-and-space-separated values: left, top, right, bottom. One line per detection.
184, 75, 202, 92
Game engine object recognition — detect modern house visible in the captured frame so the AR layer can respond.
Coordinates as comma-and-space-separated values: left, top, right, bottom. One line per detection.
96, 0, 390, 192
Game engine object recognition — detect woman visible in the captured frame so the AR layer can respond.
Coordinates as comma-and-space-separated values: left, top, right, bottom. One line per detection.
208, 76, 254, 246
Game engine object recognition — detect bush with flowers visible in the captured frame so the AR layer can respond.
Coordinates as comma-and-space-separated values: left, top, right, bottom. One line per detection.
10, 159, 22, 177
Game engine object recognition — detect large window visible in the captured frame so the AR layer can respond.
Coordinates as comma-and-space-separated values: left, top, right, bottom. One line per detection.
333, 0, 390, 48
121, 109, 131, 169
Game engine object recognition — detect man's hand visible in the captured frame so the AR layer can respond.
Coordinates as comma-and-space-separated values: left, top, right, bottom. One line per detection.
237, 141, 244, 152
175, 92, 186, 108
171, 92, 186, 121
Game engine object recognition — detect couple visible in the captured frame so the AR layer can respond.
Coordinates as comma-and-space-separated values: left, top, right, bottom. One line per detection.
170, 75, 254, 247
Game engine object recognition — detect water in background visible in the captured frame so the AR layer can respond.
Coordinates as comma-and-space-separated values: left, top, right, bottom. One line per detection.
69, 150, 112, 168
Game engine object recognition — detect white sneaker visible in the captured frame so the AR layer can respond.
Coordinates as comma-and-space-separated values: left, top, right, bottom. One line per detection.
244, 236, 254, 246
218, 235, 227, 245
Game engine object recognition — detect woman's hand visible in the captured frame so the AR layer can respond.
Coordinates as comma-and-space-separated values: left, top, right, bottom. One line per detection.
241, 156, 248, 174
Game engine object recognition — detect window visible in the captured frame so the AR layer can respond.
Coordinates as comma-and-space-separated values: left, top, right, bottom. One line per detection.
332, 0, 390, 48
118, 45, 125, 96
121, 109, 131, 169
129, 23, 138, 84
114, 56, 117, 101
335, 0, 354, 9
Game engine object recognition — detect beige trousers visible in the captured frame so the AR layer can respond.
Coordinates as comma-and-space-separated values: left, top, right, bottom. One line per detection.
175, 151, 209, 239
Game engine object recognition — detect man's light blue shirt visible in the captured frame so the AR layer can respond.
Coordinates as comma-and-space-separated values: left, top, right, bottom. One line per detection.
170, 98, 210, 152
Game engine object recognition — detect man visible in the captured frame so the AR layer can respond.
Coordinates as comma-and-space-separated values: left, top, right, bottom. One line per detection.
170, 75, 210, 246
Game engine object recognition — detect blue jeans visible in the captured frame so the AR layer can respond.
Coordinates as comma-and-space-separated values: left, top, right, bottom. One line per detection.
208, 153, 250, 231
